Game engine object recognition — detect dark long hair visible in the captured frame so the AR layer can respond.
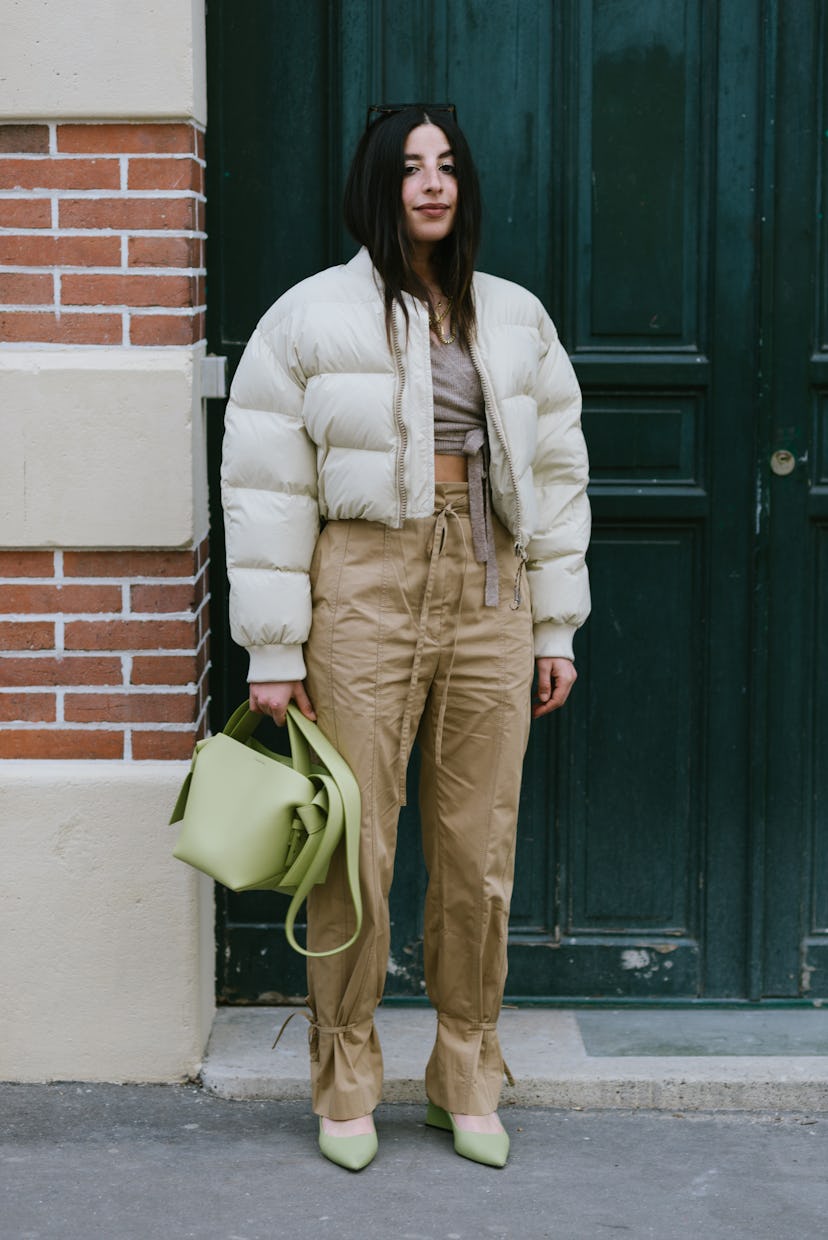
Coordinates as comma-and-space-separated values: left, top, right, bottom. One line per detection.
343, 106, 481, 345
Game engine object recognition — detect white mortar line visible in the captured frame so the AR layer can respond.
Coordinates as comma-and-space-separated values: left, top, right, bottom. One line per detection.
0, 720, 194, 731
48, 123, 57, 156
0, 228, 206, 238
3, 302, 57, 312
0, 303, 201, 315
1, 644, 200, 658
1, 610, 199, 621
53, 550, 63, 580
0, 305, 209, 316
56, 685, 197, 695
0, 341, 200, 351
0, 152, 121, 162
0, 189, 201, 200
0, 304, 204, 316
55, 687, 64, 722
0, 649, 142, 660
0, 266, 206, 277
123, 728, 132, 759
127, 307, 202, 317
54, 616, 64, 654
0, 265, 206, 276
0, 577, 199, 586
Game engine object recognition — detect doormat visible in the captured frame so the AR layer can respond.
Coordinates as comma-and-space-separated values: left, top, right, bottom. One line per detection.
577, 1009, 828, 1057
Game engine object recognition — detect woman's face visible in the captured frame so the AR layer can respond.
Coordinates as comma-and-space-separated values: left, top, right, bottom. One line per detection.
401, 123, 458, 249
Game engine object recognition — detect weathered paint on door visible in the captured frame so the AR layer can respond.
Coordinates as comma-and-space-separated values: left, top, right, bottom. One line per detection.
205, 1, 828, 1003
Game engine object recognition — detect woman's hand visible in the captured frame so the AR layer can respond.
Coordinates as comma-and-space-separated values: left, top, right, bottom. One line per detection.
532, 657, 577, 719
249, 681, 316, 726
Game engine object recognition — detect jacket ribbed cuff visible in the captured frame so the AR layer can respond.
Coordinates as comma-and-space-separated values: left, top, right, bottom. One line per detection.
246, 643, 307, 683
533, 621, 578, 662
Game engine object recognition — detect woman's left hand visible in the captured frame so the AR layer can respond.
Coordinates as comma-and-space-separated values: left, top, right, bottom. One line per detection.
532, 657, 577, 718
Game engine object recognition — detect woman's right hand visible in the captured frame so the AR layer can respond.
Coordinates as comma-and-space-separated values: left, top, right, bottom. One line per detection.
249, 681, 316, 726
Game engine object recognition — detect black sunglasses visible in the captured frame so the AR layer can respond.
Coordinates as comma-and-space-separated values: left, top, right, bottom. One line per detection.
366, 103, 457, 130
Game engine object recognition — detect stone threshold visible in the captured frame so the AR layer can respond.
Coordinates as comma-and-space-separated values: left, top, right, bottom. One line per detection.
200, 1006, 828, 1113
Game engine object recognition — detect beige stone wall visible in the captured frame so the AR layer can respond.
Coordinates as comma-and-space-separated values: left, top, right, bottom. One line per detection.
0, 0, 207, 123
0, 762, 214, 1082
0, 349, 207, 546
0, 1, 216, 1081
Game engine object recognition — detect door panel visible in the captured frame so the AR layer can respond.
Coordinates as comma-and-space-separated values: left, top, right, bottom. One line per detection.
572, 530, 699, 934
576, 0, 708, 348
554, 0, 718, 995
760, 1, 828, 998
205, 0, 825, 1003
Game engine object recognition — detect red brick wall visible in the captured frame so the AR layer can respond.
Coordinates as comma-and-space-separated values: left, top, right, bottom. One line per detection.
0, 121, 210, 759
0, 542, 210, 759
0, 121, 205, 345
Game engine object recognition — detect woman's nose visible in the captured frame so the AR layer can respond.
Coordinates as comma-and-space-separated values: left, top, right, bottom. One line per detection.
422, 163, 441, 191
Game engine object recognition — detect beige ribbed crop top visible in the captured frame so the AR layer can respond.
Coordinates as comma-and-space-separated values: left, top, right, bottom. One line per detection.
431, 338, 485, 449
430, 339, 498, 606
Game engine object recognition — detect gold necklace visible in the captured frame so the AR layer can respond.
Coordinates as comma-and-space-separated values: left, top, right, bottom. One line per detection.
429, 297, 456, 346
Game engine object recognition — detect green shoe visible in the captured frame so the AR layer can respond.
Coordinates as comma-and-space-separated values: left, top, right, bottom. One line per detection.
317, 1118, 378, 1171
425, 1102, 510, 1168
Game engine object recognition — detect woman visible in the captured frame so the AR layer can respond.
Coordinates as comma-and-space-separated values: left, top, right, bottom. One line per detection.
221, 104, 590, 1170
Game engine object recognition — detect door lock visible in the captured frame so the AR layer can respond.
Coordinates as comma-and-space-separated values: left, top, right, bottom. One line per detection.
770, 449, 796, 476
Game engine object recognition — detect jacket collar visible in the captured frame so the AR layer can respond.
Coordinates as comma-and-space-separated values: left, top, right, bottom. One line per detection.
346, 246, 427, 316
346, 246, 375, 276
346, 246, 383, 298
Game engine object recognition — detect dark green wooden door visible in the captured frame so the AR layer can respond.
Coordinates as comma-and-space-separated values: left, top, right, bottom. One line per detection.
206, 0, 827, 1003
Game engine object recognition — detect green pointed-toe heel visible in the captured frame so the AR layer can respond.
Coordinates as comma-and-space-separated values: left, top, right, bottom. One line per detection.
317, 1118, 378, 1171
425, 1102, 510, 1168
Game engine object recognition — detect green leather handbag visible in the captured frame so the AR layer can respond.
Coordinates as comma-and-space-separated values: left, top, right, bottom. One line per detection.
170, 702, 362, 958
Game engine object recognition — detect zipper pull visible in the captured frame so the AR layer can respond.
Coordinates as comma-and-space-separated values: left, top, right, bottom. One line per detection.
511, 544, 527, 610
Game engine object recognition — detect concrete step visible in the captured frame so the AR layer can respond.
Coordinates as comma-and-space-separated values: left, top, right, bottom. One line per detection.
201, 1005, 828, 1112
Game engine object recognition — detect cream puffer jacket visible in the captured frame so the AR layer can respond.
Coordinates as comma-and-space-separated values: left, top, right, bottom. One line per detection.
221, 247, 591, 682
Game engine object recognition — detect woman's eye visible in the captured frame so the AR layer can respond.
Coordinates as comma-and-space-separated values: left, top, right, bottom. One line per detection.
440, 163, 457, 175
403, 164, 419, 176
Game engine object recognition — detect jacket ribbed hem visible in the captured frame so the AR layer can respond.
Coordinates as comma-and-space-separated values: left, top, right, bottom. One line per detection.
246, 643, 307, 683
532, 621, 578, 661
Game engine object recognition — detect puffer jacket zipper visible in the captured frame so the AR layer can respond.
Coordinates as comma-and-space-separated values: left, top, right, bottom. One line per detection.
390, 309, 408, 526
468, 338, 528, 608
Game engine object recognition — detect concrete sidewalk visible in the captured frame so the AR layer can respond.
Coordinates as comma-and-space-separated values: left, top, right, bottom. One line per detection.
1, 1085, 825, 1240
202, 1005, 828, 1112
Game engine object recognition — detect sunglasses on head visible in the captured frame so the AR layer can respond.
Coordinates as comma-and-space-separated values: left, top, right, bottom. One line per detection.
365, 103, 457, 130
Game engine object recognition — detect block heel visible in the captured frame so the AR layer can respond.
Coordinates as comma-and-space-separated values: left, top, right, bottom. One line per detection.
424, 1101, 510, 1168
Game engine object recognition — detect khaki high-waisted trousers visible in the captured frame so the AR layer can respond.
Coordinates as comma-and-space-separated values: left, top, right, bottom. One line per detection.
304, 482, 534, 1119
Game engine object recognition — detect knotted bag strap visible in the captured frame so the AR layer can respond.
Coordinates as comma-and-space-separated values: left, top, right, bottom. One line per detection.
228, 702, 363, 959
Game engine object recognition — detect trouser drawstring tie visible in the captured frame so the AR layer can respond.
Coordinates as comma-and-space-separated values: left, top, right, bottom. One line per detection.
462, 427, 499, 607
397, 501, 469, 805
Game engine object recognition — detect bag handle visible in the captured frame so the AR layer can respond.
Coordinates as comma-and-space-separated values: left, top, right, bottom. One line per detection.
282, 704, 363, 958
226, 702, 363, 959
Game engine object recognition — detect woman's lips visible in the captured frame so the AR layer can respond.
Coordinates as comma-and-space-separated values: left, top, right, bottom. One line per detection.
416, 204, 449, 215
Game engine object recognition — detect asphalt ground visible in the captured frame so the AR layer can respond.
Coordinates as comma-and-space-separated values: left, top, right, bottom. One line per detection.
1, 1085, 826, 1240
